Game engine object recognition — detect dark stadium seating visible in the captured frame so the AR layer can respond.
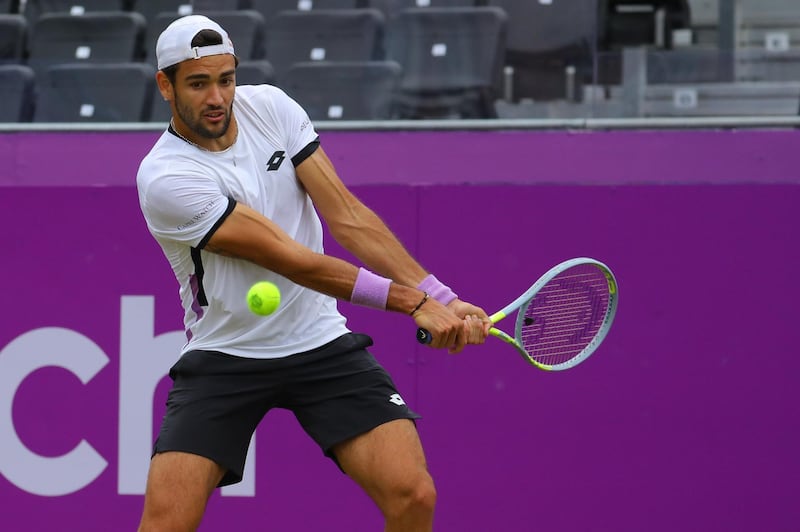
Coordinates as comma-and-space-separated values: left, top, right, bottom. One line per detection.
34, 62, 155, 122
371, 0, 478, 10
129, 0, 193, 27
192, 0, 244, 12
264, 8, 385, 83
367, 0, 482, 23
0, 64, 34, 121
0, 14, 26, 63
27, 12, 146, 77
386, 6, 506, 118
20, 0, 127, 30
487, 0, 596, 101
236, 59, 275, 85
250, 0, 362, 27
0, 0, 797, 122
282, 60, 401, 120
148, 93, 171, 124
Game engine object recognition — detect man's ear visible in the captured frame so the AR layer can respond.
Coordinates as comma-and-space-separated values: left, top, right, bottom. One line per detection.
156, 71, 173, 103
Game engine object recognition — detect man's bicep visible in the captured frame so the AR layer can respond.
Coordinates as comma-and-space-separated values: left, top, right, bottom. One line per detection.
295, 147, 364, 226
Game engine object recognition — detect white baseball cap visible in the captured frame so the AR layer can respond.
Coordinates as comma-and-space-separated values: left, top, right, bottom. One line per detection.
156, 15, 236, 70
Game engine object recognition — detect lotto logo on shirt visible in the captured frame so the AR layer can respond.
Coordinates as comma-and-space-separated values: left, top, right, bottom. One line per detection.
266, 151, 285, 171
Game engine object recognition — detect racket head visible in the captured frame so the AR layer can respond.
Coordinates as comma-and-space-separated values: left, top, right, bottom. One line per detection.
508, 258, 618, 371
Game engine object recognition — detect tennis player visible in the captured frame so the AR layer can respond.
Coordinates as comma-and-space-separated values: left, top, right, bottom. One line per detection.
136, 15, 490, 532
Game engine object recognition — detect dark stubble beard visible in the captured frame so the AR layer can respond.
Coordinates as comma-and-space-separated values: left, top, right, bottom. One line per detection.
174, 91, 233, 140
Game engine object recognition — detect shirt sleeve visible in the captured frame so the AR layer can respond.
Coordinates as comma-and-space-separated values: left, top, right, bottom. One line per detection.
269, 87, 320, 165
139, 171, 235, 249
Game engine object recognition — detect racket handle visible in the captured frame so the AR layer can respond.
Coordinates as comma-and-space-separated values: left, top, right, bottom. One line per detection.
416, 328, 432, 344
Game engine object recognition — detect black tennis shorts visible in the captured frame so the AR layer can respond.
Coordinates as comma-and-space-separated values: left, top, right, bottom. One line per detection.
153, 333, 420, 487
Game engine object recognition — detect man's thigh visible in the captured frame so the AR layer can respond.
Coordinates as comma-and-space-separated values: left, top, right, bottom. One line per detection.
139, 451, 225, 531
332, 419, 430, 495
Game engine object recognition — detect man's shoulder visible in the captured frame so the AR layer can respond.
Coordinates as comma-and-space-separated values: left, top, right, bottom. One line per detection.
139, 131, 176, 166
137, 134, 199, 190
236, 83, 282, 104
235, 83, 296, 114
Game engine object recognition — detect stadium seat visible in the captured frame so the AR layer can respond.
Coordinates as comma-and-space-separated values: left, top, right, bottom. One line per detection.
487, 0, 596, 101
20, 0, 127, 29
393, 0, 478, 5
130, 0, 193, 25
236, 59, 275, 84
146, 10, 266, 67
386, 6, 507, 118
34, 62, 155, 122
250, 0, 362, 26
131, 0, 248, 26
367, 0, 480, 22
0, 14, 26, 64
193, 0, 245, 11
148, 96, 170, 124
370, 0, 478, 10
265, 8, 385, 83
282, 60, 401, 120
0, 64, 34, 121
27, 12, 146, 77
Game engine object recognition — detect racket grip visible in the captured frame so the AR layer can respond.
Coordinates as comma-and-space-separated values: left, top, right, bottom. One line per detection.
416, 328, 432, 344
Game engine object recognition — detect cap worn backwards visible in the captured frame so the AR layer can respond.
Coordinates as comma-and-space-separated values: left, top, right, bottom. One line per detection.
156, 15, 236, 70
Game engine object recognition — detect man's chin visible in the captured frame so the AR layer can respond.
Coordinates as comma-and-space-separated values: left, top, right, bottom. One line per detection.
196, 121, 230, 140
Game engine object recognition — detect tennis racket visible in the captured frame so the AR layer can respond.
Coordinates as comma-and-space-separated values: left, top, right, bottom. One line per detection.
417, 257, 618, 371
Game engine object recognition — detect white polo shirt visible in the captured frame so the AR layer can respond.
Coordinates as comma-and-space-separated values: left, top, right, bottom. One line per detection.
137, 84, 349, 359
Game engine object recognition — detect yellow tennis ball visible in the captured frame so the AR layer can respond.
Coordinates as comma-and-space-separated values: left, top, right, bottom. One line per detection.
247, 281, 281, 316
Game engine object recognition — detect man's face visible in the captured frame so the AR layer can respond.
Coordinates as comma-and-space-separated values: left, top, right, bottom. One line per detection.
167, 54, 237, 140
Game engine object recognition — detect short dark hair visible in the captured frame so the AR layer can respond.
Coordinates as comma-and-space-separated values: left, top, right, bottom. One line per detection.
161, 29, 238, 84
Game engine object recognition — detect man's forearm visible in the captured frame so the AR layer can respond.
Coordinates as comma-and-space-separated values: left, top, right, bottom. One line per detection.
330, 204, 428, 287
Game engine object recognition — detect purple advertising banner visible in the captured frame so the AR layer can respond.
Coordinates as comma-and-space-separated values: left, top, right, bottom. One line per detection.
1, 129, 799, 531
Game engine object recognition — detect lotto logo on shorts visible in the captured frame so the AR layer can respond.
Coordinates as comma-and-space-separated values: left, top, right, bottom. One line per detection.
388, 393, 406, 406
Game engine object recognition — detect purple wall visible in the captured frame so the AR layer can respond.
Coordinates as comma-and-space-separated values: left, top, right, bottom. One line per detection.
1, 129, 799, 531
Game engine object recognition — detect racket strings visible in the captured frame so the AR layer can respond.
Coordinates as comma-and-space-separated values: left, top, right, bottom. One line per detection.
520, 266, 610, 366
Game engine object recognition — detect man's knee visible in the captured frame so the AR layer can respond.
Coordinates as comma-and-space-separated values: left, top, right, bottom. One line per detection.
385, 471, 437, 520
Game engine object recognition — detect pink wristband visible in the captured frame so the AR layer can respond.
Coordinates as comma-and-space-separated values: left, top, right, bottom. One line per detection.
350, 268, 391, 309
417, 274, 458, 305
